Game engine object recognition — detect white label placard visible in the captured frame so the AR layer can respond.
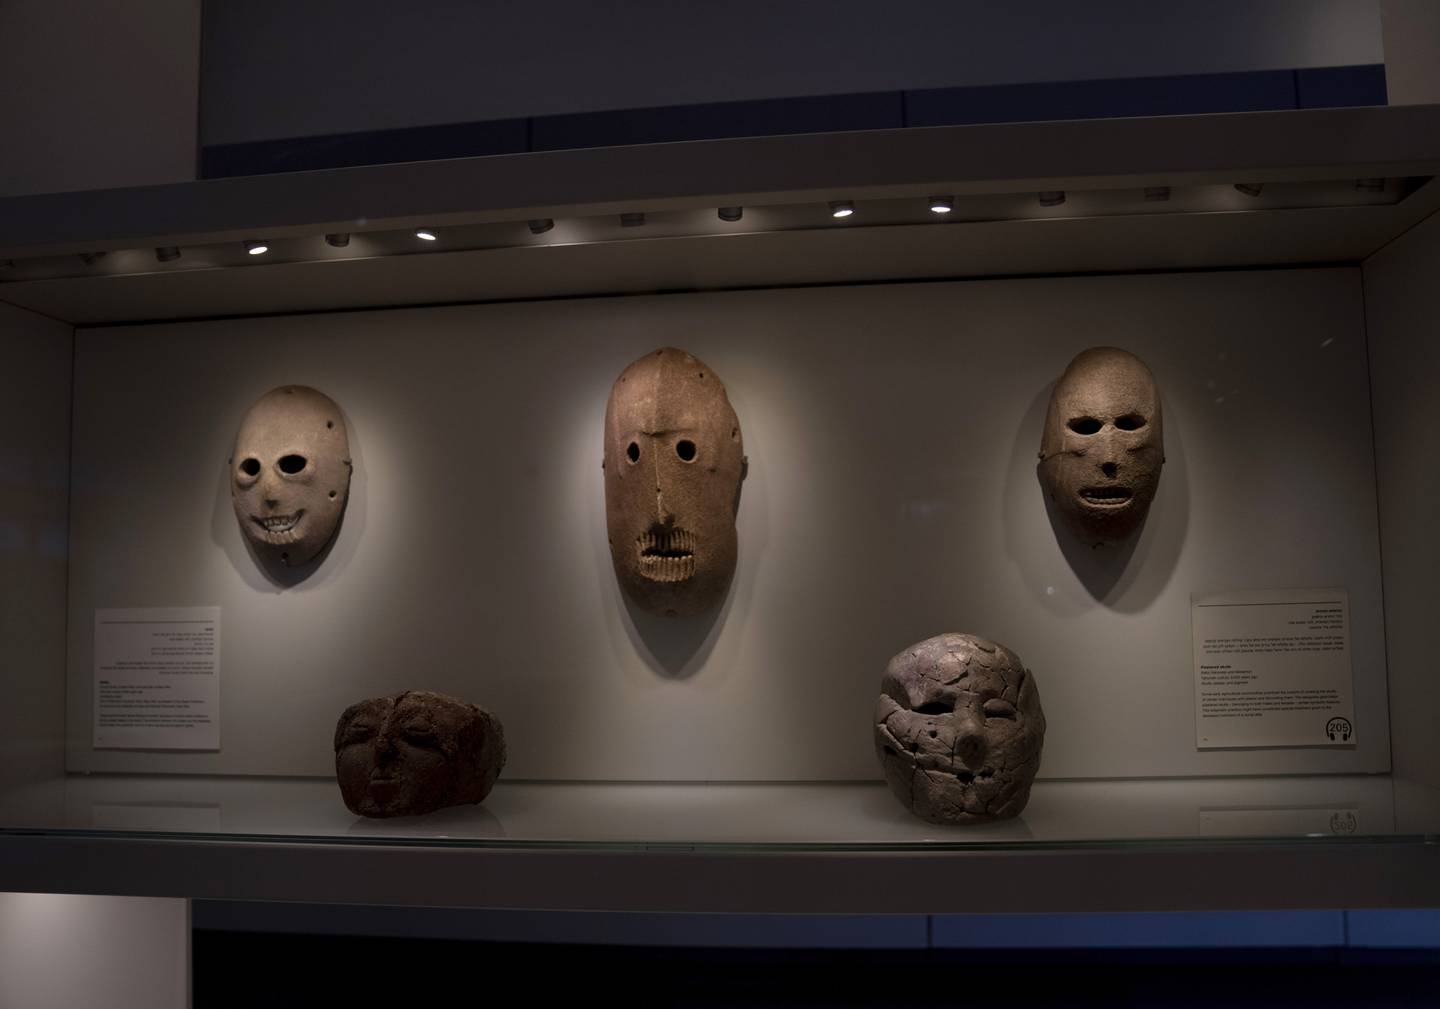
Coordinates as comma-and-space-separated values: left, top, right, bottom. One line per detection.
1193, 589, 1354, 749
93, 607, 220, 750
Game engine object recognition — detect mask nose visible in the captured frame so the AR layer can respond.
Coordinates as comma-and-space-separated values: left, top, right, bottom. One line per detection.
374, 730, 398, 764
1101, 460, 1119, 479
260, 468, 282, 509
955, 715, 988, 769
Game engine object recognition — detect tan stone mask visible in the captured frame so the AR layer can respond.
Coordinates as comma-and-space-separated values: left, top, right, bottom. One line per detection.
230, 385, 352, 567
334, 690, 506, 819
1038, 347, 1164, 545
603, 347, 746, 618
875, 633, 1045, 825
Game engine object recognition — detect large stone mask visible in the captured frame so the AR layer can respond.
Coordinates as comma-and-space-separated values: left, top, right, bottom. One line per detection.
230, 385, 352, 567
875, 633, 1045, 825
1038, 347, 1164, 545
334, 690, 507, 818
603, 347, 746, 617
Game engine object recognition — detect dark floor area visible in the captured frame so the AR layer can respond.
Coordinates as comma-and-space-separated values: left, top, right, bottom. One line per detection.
194, 931, 1440, 1008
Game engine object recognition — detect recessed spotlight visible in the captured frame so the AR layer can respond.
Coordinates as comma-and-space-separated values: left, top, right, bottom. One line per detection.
245, 240, 269, 256
620, 212, 646, 227
718, 207, 743, 222
829, 200, 855, 218
415, 229, 437, 241
1037, 191, 1066, 207
1234, 183, 1264, 197
325, 233, 351, 247
928, 196, 953, 214
528, 218, 555, 235
1355, 178, 1386, 193
1143, 186, 1171, 202
79, 251, 108, 266
154, 246, 181, 262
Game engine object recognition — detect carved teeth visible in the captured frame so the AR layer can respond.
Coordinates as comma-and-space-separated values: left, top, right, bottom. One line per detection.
636, 527, 697, 582
1078, 487, 1132, 506
259, 514, 301, 531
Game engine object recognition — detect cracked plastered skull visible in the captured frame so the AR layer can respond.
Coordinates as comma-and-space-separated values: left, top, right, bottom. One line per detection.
874, 633, 1045, 825
230, 385, 352, 567
1038, 347, 1164, 546
603, 347, 746, 617
334, 690, 507, 818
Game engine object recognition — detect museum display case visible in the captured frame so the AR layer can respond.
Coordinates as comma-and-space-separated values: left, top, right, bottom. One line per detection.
2, 104, 1439, 913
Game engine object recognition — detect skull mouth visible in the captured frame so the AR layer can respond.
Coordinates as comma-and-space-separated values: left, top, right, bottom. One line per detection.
1077, 486, 1133, 508
636, 527, 696, 583
251, 510, 305, 541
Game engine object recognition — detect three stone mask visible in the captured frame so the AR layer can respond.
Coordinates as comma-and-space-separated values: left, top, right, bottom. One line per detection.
1038, 347, 1164, 546
875, 633, 1046, 825
230, 385, 352, 567
603, 347, 746, 617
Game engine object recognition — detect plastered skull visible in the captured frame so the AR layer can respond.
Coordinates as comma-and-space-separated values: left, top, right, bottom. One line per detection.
334, 690, 507, 818
603, 347, 746, 617
1038, 347, 1164, 545
230, 385, 352, 567
874, 633, 1045, 825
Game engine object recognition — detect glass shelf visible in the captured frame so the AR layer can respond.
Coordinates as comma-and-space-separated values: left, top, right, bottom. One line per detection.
4, 774, 1437, 851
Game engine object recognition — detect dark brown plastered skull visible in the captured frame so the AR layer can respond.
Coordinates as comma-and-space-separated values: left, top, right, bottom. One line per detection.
1038, 347, 1164, 546
334, 690, 506, 818
874, 633, 1045, 825
603, 347, 746, 617
230, 385, 352, 567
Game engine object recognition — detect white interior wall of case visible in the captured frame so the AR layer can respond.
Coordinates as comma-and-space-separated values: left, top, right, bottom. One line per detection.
1364, 207, 1440, 791
64, 267, 1391, 780
0, 301, 71, 816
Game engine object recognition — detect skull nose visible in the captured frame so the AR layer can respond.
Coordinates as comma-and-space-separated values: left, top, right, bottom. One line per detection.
956, 719, 987, 769
1101, 461, 1119, 478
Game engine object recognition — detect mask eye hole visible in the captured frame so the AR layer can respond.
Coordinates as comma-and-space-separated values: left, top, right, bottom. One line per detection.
626, 442, 640, 464
238, 458, 261, 477
278, 454, 308, 474
982, 698, 1017, 720
1067, 416, 1103, 435
915, 699, 954, 716
1114, 413, 1147, 431
676, 439, 697, 462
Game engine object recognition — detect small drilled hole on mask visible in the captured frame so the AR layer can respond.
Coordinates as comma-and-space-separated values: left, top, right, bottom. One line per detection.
916, 700, 954, 716
1114, 413, 1147, 431
326, 420, 334, 429
328, 490, 337, 499
676, 440, 697, 462
239, 458, 261, 477
278, 454, 308, 474
626, 442, 640, 463
1067, 416, 1103, 435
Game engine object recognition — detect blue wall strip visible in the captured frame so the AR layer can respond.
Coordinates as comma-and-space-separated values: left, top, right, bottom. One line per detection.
199, 64, 1386, 180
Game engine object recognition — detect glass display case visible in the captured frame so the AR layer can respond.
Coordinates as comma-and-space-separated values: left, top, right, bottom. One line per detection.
2, 104, 1439, 913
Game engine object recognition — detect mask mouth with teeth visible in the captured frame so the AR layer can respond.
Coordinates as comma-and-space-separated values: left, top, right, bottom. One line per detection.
603, 347, 746, 618
874, 633, 1046, 825
230, 385, 353, 568
1038, 346, 1165, 546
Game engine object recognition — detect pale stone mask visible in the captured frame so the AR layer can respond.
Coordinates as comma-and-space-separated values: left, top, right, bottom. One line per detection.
875, 633, 1045, 825
230, 385, 352, 567
603, 347, 746, 617
1038, 347, 1164, 545
334, 690, 507, 818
